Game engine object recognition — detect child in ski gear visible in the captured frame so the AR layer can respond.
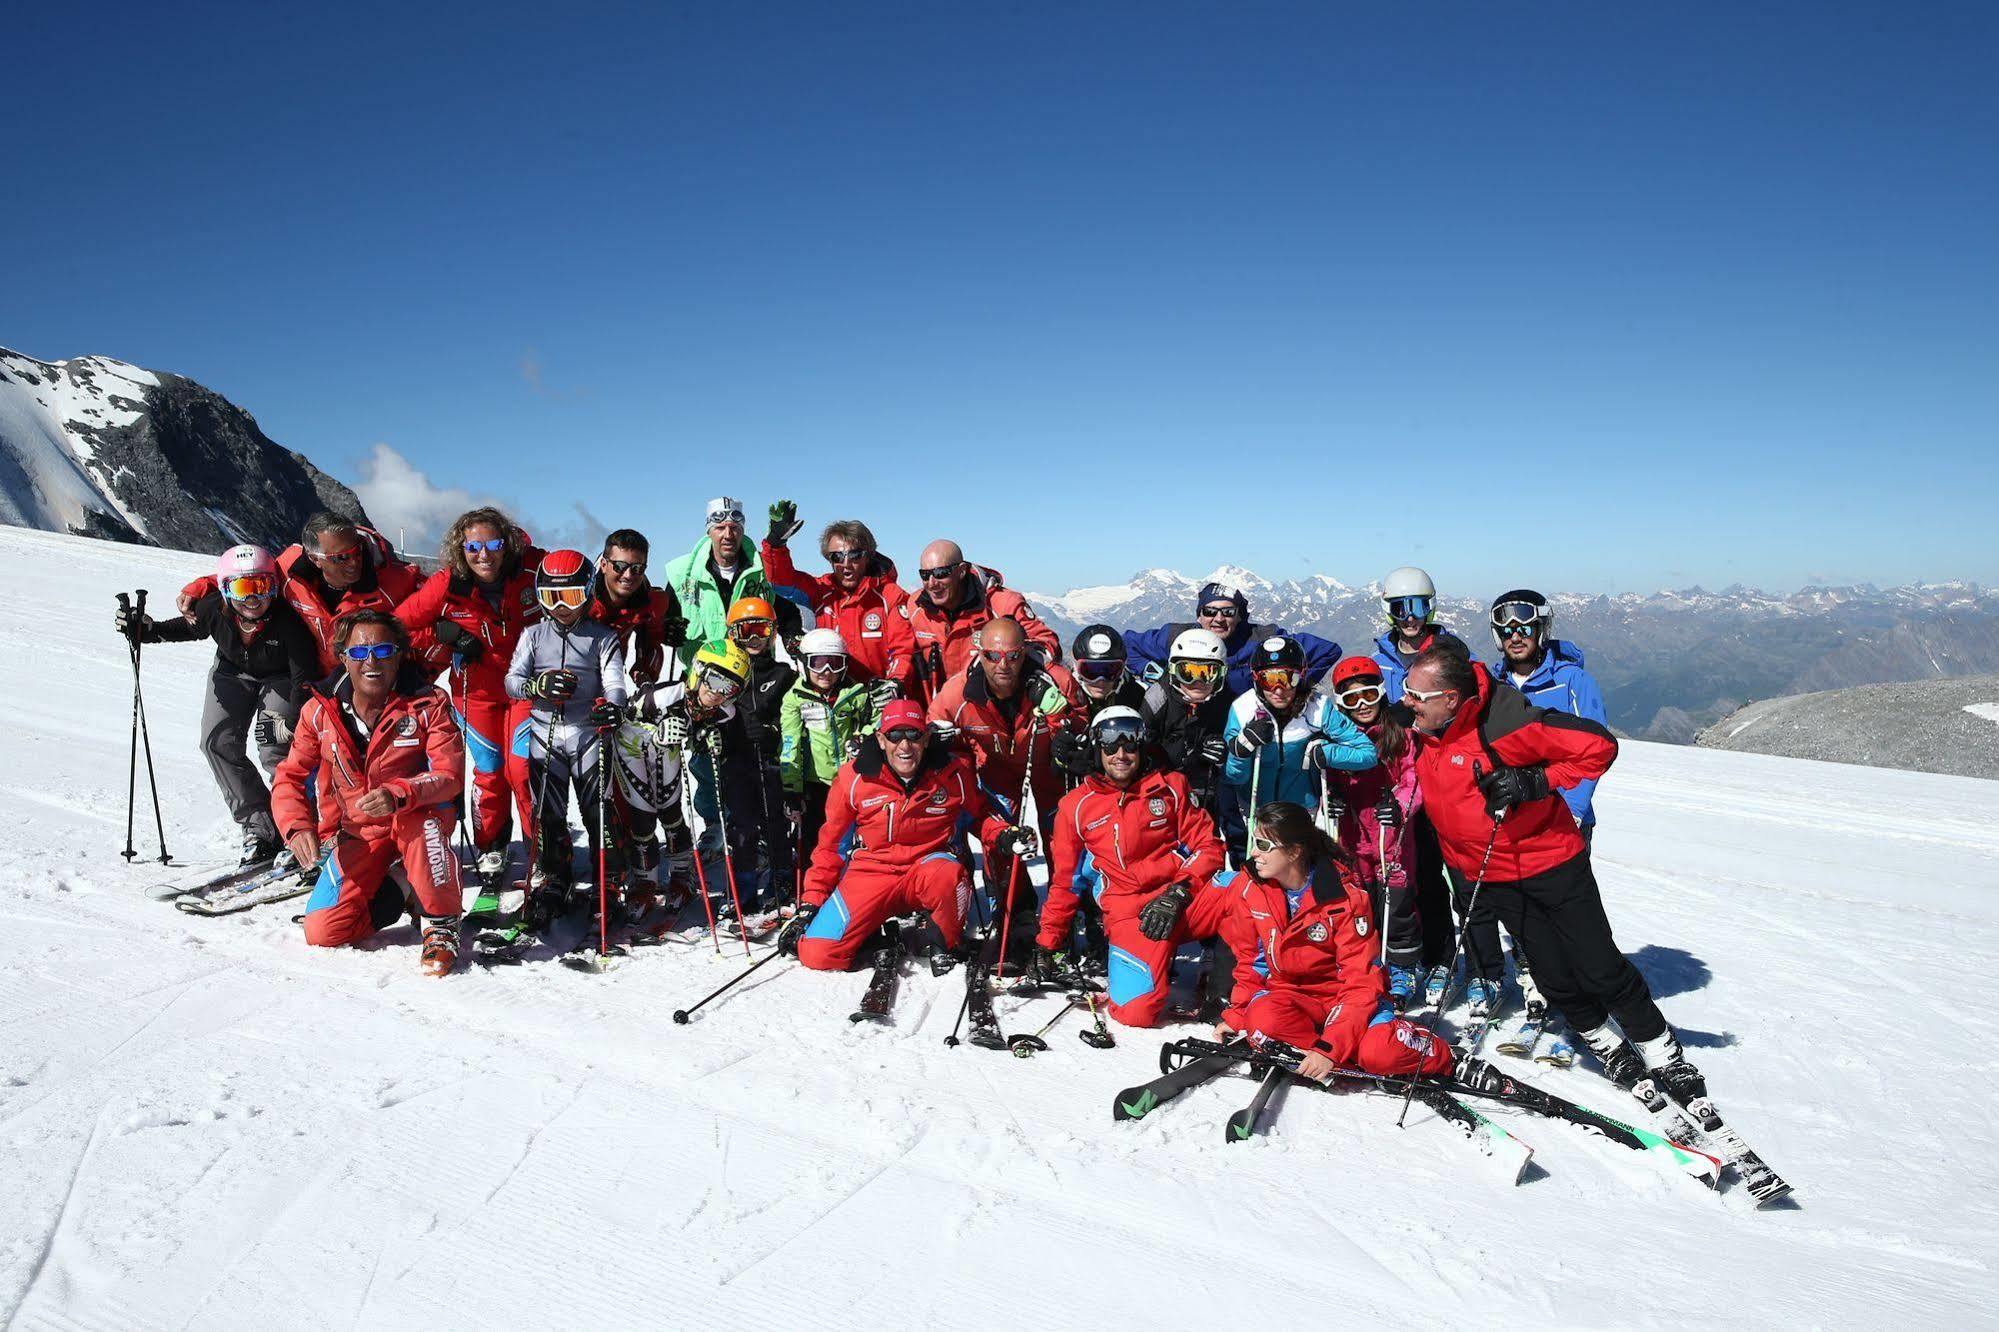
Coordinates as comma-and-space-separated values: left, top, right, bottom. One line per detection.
759, 505, 915, 691
1222, 636, 1377, 857
726, 597, 798, 907
587, 528, 686, 686
1123, 580, 1341, 698
394, 507, 545, 876
1038, 706, 1230, 1025
779, 629, 880, 899
789, 701, 1020, 971
1215, 801, 1454, 1082
118, 543, 321, 866
902, 539, 1062, 702
1137, 627, 1233, 812
660, 496, 782, 672
1321, 655, 1426, 1007
175, 514, 439, 676
271, 611, 464, 976
505, 550, 629, 922
1402, 648, 1705, 1100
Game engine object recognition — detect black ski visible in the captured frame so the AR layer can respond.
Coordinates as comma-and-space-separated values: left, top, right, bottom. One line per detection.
850, 922, 906, 1023
146, 857, 277, 902
963, 954, 1007, 1050
1224, 1063, 1287, 1142
1112, 1044, 1253, 1121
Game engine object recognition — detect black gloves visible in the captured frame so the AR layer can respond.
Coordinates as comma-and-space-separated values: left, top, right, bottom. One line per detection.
1476, 763, 1549, 819
1030, 945, 1068, 984
586, 698, 623, 731
114, 605, 152, 640
1375, 792, 1402, 829
1320, 790, 1347, 824
526, 668, 578, 701
1052, 731, 1094, 776
1138, 882, 1193, 942
1196, 735, 1227, 767
778, 902, 819, 956
767, 499, 802, 547
1230, 714, 1278, 759
660, 615, 688, 649
995, 826, 1038, 857
434, 619, 484, 662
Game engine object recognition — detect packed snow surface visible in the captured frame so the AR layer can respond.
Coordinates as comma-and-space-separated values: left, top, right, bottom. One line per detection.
3, 526, 1997, 1329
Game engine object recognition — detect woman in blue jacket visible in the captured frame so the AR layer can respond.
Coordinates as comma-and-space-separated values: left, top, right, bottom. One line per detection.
1220, 636, 1376, 862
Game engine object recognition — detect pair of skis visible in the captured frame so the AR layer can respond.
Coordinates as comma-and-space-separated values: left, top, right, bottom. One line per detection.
148, 857, 319, 916
1493, 1003, 1576, 1068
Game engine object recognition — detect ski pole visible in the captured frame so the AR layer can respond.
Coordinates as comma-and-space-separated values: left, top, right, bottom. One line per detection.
129, 590, 170, 862
709, 746, 753, 958
944, 859, 994, 1047
683, 775, 722, 953
1008, 995, 1078, 1057
1377, 815, 1391, 970
994, 714, 1040, 979
1080, 990, 1116, 1048
117, 593, 140, 861
597, 727, 611, 958
670, 946, 785, 1024
1245, 736, 1262, 866
1396, 790, 1504, 1129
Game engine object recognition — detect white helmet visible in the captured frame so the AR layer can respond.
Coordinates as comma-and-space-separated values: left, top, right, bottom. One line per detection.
1382, 566, 1436, 601
1169, 627, 1227, 665
798, 627, 847, 662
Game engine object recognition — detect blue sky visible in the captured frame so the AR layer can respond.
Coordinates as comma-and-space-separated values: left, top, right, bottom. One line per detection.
6, 2, 1995, 595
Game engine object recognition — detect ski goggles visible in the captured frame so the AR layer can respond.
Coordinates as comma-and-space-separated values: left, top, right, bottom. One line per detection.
221, 573, 275, 601
1090, 717, 1147, 755
706, 507, 746, 528
1386, 595, 1433, 622
1075, 658, 1125, 682
537, 586, 588, 610
695, 668, 744, 699
804, 653, 848, 675
1252, 666, 1302, 692
1334, 682, 1385, 708
882, 725, 926, 745
1491, 600, 1542, 627
1494, 622, 1539, 641
728, 618, 775, 643
341, 642, 401, 661
463, 537, 507, 554
603, 557, 646, 576
1169, 659, 1223, 687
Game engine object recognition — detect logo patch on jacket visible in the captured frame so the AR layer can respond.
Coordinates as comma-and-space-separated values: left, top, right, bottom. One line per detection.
864, 612, 882, 631
398, 716, 418, 737
1307, 922, 1329, 942
1148, 797, 1166, 816
1354, 916, 1369, 937
929, 791, 948, 807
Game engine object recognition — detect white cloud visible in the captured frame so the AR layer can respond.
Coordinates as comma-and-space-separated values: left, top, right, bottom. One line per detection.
352, 442, 608, 560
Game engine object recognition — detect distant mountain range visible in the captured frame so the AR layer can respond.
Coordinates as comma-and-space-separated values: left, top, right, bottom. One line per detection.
1026, 566, 1999, 741
0, 347, 368, 553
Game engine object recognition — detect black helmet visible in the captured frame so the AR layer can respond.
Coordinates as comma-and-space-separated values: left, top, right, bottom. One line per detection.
1250, 635, 1304, 674
1071, 624, 1127, 662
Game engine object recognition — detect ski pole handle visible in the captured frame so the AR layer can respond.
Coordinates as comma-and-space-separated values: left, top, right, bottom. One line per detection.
135, 588, 149, 615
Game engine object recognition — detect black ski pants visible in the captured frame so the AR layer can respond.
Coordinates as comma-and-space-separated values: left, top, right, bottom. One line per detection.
1474, 851, 1665, 1043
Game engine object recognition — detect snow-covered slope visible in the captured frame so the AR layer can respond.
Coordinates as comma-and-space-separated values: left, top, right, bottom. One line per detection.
0, 347, 370, 553
3, 526, 1997, 1328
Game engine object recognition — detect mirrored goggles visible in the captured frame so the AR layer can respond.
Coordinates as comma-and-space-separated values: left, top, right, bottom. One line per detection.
707, 508, 746, 528
1492, 601, 1543, 628
1075, 658, 1126, 682
463, 537, 507, 554
697, 669, 744, 699
342, 642, 400, 661
728, 618, 775, 642
1387, 595, 1434, 621
1169, 659, 1223, 686
538, 586, 588, 610
222, 573, 275, 600
1253, 666, 1302, 692
1090, 718, 1147, 755
1495, 622, 1539, 640
826, 549, 868, 565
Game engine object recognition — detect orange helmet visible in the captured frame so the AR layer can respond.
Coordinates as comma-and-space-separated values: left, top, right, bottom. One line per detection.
727, 596, 777, 642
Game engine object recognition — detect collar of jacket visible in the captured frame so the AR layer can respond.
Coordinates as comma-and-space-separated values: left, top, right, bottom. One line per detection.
1079, 766, 1165, 800
1439, 663, 1497, 743
964, 661, 1044, 709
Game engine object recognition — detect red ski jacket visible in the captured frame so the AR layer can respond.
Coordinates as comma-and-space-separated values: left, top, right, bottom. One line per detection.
901, 564, 1063, 700
394, 559, 544, 699
927, 661, 1083, 818
761, 540, 915, 689
1412, 665, 1617, 882
271, 675, 464, 840
179, 527, 438, 674
1215, 854, 1383, 1060
1039, 768, 1226, 949
587, 581, 682, 686
803, 743, 1008, 906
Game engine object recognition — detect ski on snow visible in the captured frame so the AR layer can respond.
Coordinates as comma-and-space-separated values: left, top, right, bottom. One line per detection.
172, 858, 319, 916
1632, 1075, 1792, 1206
1111, 1045, 1253, 1121
850, 921, 905, 1023
1495, 1004, 1548, 1059
1224, 1063, 1287, 1143
146, 857, 276, 902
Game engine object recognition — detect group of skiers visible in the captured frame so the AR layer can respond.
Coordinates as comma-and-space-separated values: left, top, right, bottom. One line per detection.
116, 493, 1716, 1109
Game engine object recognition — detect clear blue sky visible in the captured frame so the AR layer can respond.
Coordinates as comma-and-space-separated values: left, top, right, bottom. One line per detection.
6, 1, 1995, 596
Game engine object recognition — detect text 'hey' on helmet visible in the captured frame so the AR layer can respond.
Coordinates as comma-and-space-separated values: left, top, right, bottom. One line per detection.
798, 627, 848, 661
1490, 589, 1552, 648
692, 639, 751, 690
215, 544, 277, 601
1251, 635, 1304, 674
1072, 623, 1127, 662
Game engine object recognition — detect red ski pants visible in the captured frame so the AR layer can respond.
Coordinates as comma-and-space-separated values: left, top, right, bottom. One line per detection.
301, 810, 463, 947
456, 689, 532, 851
1240, 989, 1455, 1078
798, 852, 971, 972
1103, 885, 1232, 1028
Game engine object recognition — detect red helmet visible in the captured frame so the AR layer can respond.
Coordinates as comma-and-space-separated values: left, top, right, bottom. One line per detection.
1331, 655, 1385, 688
535, 549, 592, 609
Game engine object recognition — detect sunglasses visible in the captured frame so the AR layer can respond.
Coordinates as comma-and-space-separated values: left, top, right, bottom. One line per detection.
314, 547, 361, 565
342, 642, 401, 661
221, 573, 275, 600
1335, 683, 1386, 708
1495, 623, 1538, 640
826, 549, 868, 565
1253, 667, 1301, 691
919, 565, 960, 582
1387, 595, 1434, 621
883, 726, 925, 744
1403, 685, 1453, 703
729, 619, 774, 641
804, 654, 848, 675
1170, 659, 1222, 685
538, 587, 588, 610
981, 648, 1024, 665
463, 538, 507, 554
1250, 834, 1283, 854
1075, 659, 1126, 682
1092, 726, 1145, 755
604, 558, 646, 576
1198, 604, 1241, 619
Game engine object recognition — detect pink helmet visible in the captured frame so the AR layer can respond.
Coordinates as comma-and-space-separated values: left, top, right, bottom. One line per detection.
215, 544, 277, 598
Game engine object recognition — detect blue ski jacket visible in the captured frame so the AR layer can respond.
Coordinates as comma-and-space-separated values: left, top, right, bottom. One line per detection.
1488, 638, 1608, 827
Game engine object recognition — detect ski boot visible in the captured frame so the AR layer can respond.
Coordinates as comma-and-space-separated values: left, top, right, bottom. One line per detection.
474, 846, 508, 883
525, 872, 573, 932
1633, 1029, 1708, 1106
1466, 974, 1499, 1018
240, 832, 281, 870
1386, 965, 1422, 1012
420, 917, 460, 977
1512, 949, 1544, 1012
1422, 962, 1455, 1009
1454, 1053, 1509, 1095
1575, 1022, 1646, 1089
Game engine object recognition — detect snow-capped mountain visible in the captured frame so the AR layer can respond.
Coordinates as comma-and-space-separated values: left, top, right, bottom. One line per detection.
0, 347, 368, 553
1027, 568, 1999, 742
